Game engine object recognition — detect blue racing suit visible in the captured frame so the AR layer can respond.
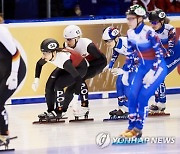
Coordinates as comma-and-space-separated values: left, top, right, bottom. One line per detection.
124, 23, 167, 130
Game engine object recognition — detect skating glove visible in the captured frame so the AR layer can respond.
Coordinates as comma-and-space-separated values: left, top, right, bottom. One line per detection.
6, 72, 18, 90
102, 64, 111, 72
143, 69, 155, 86
32, 78, 39, 92
122, 71, 129, 86
111, 68, 124, 76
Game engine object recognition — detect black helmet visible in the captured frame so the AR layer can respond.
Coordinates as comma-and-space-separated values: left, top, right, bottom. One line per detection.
40, 38, 59, 52
126, 4, 146, 18
148, 9, 166, 22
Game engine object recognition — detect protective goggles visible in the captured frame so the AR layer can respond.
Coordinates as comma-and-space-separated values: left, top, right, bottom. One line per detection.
150, 21, 159, 25
104, 40, 113, 43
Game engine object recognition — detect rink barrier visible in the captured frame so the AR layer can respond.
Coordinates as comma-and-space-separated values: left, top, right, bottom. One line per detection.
6, 16, 180, 102
11, 88, 180, 105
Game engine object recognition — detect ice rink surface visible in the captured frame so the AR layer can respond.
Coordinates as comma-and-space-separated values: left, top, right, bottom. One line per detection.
2, 94, 180, 154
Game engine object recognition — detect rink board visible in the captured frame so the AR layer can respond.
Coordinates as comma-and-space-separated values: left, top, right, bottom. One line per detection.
4, 17, 179, 103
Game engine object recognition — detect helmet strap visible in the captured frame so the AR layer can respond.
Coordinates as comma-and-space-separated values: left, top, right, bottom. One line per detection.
114, 37, 118, 47
135, 17, 143, 29
73, 38, 79, 48
160, 20, 164, 27
49, 52, 55, 61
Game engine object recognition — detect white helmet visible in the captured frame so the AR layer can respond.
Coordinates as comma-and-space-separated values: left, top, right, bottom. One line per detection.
63, 25, 82, 39
102, 26, 119, 41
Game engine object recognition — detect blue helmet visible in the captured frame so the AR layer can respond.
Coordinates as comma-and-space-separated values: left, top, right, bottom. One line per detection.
102, 26, 120, 40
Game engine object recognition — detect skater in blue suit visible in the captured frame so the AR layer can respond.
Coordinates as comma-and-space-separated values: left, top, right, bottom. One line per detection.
148, 9, 180, 113
120, 4, 167, 137
102, 26, 138, 118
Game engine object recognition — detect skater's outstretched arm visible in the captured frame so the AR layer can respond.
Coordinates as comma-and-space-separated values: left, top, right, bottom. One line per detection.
35, 58, 47, 78
32, 58, 47, 91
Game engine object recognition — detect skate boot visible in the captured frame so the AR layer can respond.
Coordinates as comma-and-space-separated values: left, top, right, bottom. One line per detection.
38, 110, 66, 119
69, 100, 94, 122
34, 111, 66, 124
72, 100, 89, 119
0, 135, 9, 147
120, 129, 131, 137
45, 111, 64, 121
115, 109, 128, 119
109, 104, 128, 119
109, 109, 118, 118
148, 103, 169, 116
149, 104, 165, 112
38, 111, 49, 119
109, 109, 128, 119
73, 106, 90, 120
121, 128, 142, 138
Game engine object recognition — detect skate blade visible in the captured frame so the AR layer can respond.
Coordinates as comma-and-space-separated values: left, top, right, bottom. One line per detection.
0, 136, 17, 151
0, 148, 15, 152
103, 116, 128, 122
69, 118, 94, 123
148, 112, 170, 116
103, 118, 128, 122
33, 119, 65, 124
9, 136, 18, 140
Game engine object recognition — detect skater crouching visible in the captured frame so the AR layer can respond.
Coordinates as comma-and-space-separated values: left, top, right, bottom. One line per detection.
32, 38, 88, 121
102, 26, 139, 120
62, 25, 107, 119
148, 9, 180, 115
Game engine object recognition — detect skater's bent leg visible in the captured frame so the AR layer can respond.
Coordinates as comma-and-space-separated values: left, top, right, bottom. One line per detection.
63, 85, 75, 112
44, 69, 61, 112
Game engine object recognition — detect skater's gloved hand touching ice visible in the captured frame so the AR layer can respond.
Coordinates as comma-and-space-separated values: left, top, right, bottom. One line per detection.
122, 71, 129, 86
6, 72, 18, 90
74, 76, 83, 95
143, 69, 155, 86
32, 78, 39, 91
111, 67, 124, 76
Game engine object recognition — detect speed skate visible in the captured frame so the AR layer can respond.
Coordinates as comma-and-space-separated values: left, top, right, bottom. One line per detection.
148, 104, 170, 116
0, 136, 18, 152
69, 101, 94, 122
33, 111, 67, 124
69, 111, 94, 122
103, 109, 128, 122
